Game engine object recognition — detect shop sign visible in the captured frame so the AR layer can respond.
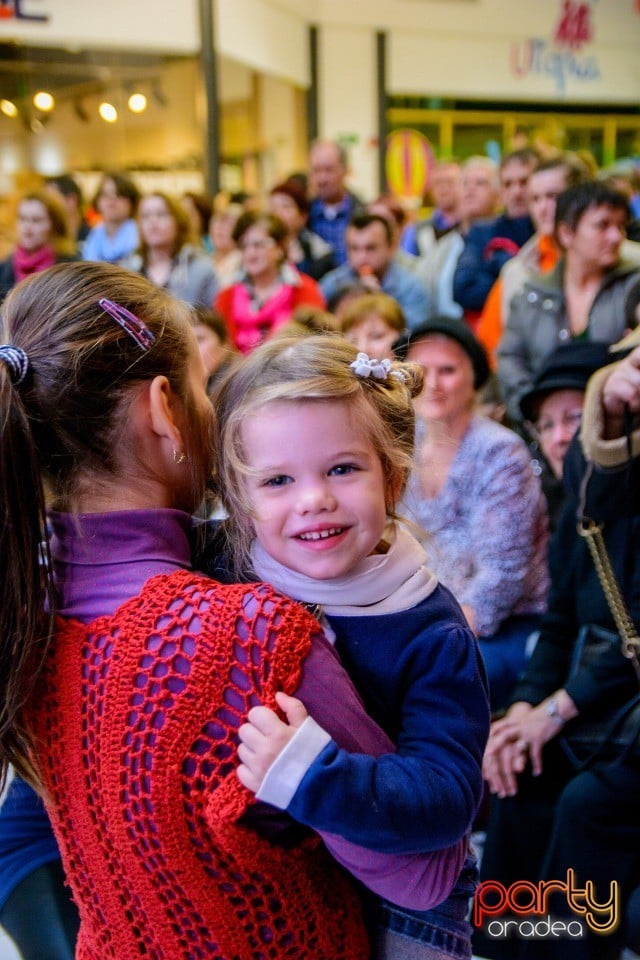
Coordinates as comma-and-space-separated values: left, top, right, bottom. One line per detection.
509, 0, 600, 96
0, 1, 50, 23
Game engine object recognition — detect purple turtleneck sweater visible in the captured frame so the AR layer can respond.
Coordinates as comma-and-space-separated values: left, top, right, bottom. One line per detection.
49, 508, 193, 623
0, 509, 461, 915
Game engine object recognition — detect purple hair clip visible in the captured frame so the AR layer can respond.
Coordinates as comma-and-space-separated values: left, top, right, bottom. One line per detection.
98, 298, 156, 352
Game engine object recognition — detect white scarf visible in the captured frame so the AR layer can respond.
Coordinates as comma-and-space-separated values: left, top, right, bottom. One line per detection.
250, 522, 437, 619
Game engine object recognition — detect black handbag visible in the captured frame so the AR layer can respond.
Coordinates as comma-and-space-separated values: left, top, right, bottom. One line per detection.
560, 622, 640, 767
558, 514, 640, 767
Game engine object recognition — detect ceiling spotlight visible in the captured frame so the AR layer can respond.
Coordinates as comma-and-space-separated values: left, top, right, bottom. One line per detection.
127, 92, 147, 114
98, 101, 118, 123
33, 91, 55, 112
0, 99, 18, 118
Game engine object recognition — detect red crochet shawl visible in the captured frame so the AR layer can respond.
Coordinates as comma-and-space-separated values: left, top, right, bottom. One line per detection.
28, 570, 368, 960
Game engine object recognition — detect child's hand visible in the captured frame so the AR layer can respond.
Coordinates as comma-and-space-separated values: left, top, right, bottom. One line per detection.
237, 692, 308, 793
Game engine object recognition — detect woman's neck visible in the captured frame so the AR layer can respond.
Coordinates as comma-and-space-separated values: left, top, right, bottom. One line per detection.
146, 245, 173, 264
564, 254, 604, 290
249, 266, 280, 293
66, 210, 81, 237
287, 234, 304, 264
213, 244, 234, 263
104, 218, 127, 238
70, 475, 177, 514
416, 413, 470, 499
422, 409, 472, 447
17, 243, 49, 255
563, 256, 604, 335
145, 247, 174, 287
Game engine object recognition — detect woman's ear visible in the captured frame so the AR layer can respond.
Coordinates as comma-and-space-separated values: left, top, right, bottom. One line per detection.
148, 375, 183, 447
556, 222, 572, 251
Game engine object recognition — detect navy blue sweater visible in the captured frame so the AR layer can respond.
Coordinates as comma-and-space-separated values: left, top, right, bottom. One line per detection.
287, 585, 490, 853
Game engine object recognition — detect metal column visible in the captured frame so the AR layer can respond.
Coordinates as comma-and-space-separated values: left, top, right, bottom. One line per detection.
307, 24, 319, 144
198, 0, 220, 196
376, 30, 388, 194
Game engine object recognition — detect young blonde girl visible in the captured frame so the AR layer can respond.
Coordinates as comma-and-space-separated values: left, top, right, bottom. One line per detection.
213, 334, 490, 960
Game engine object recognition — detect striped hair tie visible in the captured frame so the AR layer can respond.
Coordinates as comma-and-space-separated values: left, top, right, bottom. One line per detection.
0, 344, 29, 386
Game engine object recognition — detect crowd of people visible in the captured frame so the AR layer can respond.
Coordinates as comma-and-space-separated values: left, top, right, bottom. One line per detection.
0, 138, 640, 960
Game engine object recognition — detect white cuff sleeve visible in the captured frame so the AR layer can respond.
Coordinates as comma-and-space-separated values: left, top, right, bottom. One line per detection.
256, 716, 332, 809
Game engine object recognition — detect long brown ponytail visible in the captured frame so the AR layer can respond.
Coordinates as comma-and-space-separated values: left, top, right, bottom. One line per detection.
0, 261, 197, 789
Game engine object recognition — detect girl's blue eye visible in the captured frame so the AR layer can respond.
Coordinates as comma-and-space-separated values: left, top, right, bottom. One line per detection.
263, 475, 292, 487
329, 463, 357, 476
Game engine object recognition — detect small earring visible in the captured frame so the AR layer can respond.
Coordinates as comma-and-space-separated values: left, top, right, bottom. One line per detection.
173, 448, 187, 465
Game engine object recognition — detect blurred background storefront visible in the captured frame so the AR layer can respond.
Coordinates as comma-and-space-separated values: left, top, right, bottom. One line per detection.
0, 0, 311, 252
0, 0, 638, 242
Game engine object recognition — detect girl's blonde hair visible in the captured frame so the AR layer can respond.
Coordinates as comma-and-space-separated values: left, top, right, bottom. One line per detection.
214, 334, 424, 574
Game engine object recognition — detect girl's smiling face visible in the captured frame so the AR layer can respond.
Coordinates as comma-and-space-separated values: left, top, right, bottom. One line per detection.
241, 398, 388, 580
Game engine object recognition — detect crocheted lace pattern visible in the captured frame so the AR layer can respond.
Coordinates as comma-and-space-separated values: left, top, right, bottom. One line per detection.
31, 570, 368, 959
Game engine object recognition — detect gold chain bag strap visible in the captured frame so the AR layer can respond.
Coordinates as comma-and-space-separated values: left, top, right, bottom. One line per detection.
577, 518, 640, 686
560, 451, 640, 766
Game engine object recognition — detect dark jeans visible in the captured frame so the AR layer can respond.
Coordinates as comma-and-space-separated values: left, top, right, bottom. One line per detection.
367, 852, 477, 959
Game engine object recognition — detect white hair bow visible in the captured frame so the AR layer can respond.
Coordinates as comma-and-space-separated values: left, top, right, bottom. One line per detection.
349, 352, 407, 382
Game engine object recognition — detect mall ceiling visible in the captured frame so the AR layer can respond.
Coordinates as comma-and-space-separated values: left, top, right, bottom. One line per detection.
0, 43, 183, 106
